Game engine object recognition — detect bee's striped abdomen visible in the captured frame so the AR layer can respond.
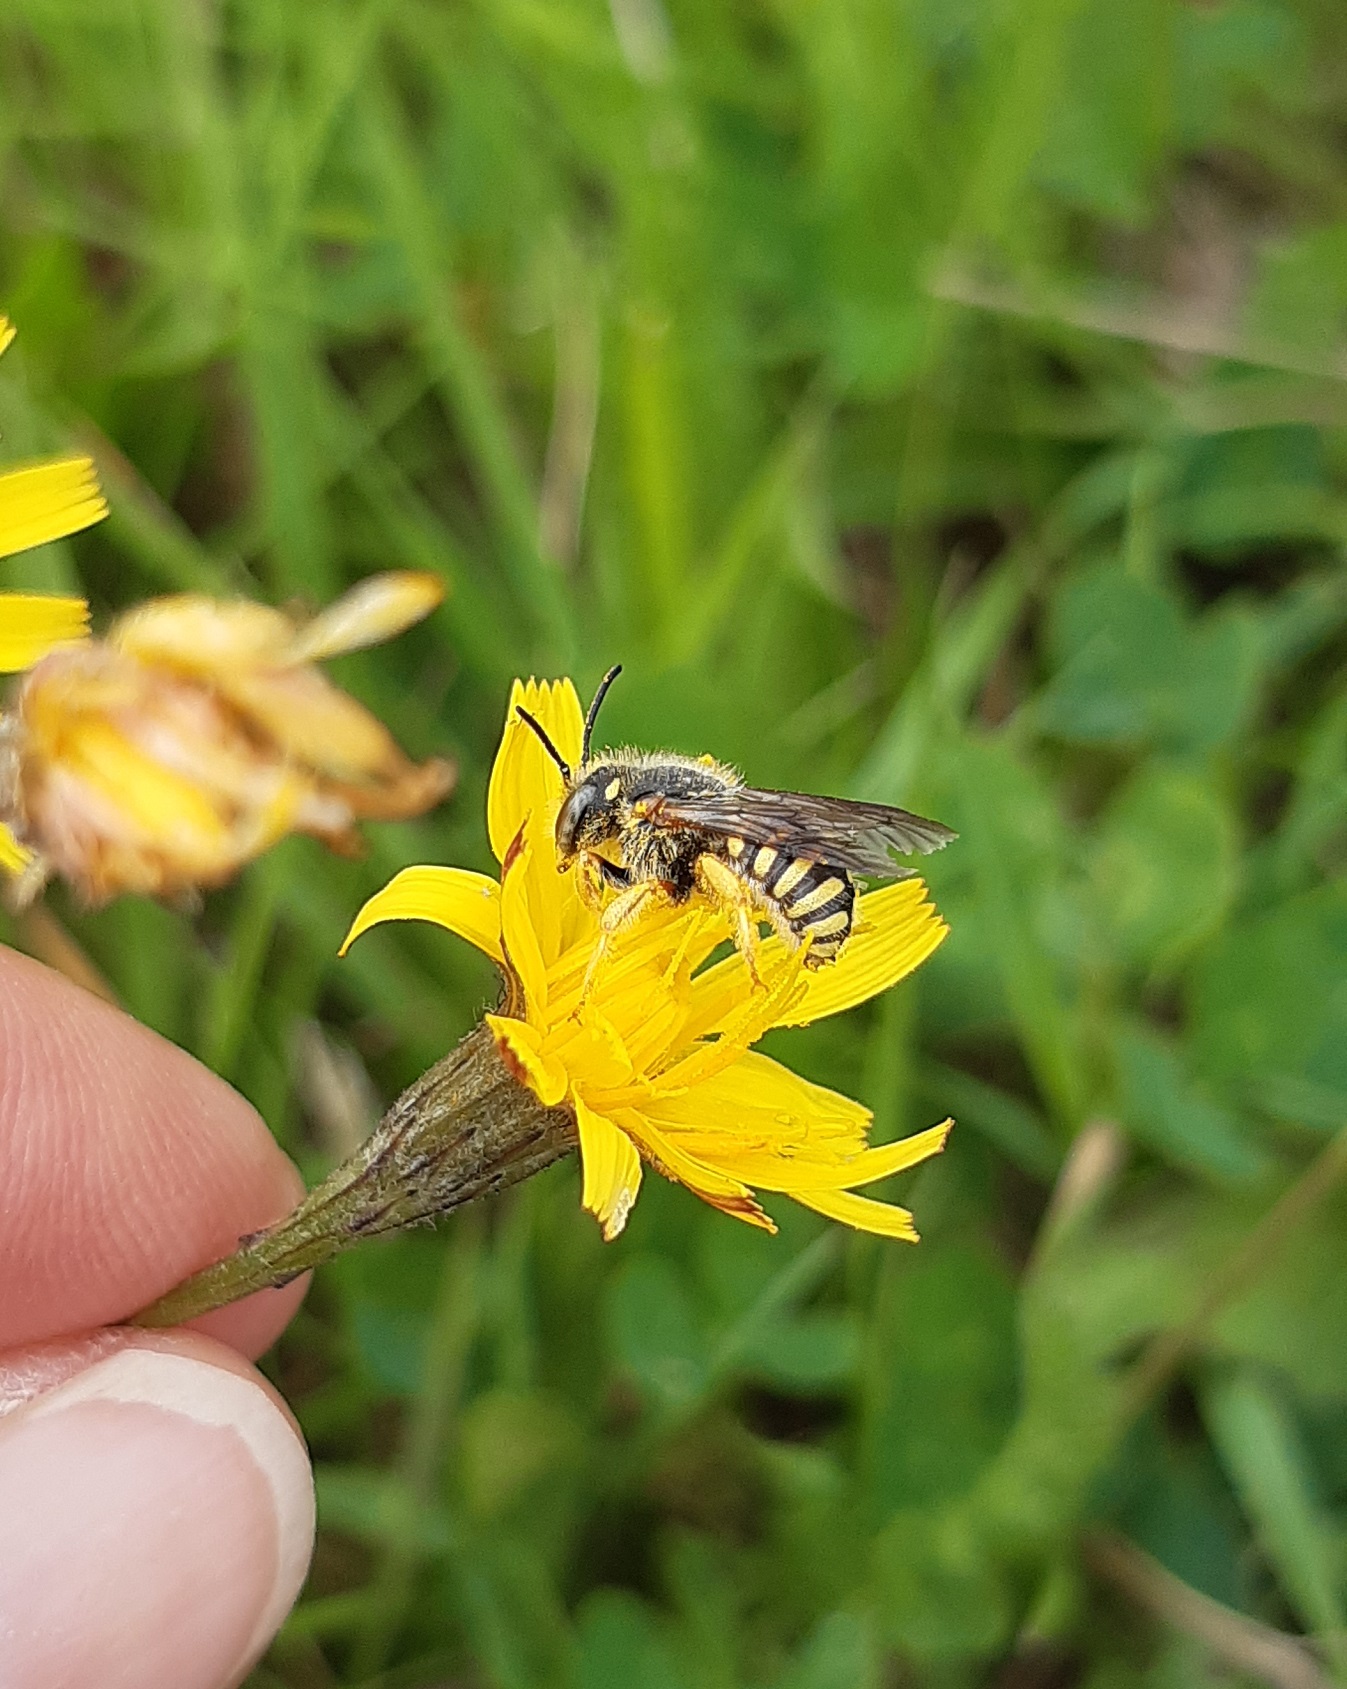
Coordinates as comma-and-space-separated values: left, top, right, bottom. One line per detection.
734, 841, 856, 967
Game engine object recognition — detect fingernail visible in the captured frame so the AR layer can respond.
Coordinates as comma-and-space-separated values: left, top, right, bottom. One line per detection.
0, 1344, 314, 1689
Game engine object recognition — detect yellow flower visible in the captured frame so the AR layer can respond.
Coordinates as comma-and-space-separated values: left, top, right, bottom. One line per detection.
0, 314, 108, 869
0, 592, 89, 675
0, 317, 107, 571
343, 678, 952, 1242
5, 572, 454, 905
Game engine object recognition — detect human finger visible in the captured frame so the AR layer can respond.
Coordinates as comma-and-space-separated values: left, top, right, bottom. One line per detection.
0, 1330, 314, 1689
0, 944, 304, 1351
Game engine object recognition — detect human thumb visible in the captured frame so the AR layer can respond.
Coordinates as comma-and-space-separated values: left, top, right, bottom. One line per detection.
0, 1333, 315, 1689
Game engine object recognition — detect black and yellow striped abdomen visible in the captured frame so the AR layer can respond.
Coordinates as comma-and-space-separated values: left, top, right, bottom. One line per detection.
724, 837, 856, 966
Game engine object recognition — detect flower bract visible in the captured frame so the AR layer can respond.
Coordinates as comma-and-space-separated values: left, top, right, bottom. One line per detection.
344, 678, 952, 1241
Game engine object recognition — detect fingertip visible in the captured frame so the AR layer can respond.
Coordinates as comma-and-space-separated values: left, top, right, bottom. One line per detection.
0, 945, 306, 1345
0, 1336, 315, 1689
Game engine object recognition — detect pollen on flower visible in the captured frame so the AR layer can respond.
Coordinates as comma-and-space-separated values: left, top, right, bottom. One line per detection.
0, 572, 455, 906
342, 675, 955, 1245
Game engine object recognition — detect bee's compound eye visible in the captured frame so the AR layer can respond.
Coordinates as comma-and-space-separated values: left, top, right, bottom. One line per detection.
556, 783, 598, 855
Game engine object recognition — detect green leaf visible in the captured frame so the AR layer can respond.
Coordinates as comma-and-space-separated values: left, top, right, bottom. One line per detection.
951, 738, 1086, 1127
864, 1246, 1020, 1515
333, 1233, 446, 1396
459, 1389, 582, 1521
1191, 883, 1347, 1126
1202, 1369, 1347, 1675
606, 1255, 709, 1413
1049, 1184, 1347, 1402
1038, 0, 1175, 222
1167, 426, 1335, 554
1089, 763, 1240, 974
773, 1612, 878, 1689
1038, 562, 1260, 750
872, 1504, 1013, 1660
735, 1310, 860, 1393
1104, 1418, 1246, 1608
577, 1591, 687, 1689
1114, 1023, 1270, 1185
916, 1060, 1061, 1181
314, 1465, 452, 1553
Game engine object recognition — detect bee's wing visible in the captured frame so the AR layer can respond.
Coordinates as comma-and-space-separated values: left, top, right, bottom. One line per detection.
655, 787, 956, 877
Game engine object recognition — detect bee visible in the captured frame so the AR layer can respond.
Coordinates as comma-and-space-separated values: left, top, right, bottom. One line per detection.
516, 665, 955, 990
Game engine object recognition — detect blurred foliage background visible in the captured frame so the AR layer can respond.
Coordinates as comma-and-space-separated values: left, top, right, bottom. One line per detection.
2, 0, 1347, 1683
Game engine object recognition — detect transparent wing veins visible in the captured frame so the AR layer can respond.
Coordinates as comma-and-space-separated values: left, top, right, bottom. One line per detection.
654, 787, 956, 877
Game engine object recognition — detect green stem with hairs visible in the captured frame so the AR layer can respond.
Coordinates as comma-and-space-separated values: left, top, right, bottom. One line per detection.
130, 1023, 577, 1329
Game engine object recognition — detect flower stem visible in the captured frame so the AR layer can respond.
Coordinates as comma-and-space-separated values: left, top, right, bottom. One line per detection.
129, 1022, 577, 1328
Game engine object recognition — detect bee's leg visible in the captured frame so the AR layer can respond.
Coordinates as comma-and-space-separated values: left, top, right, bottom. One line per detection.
574, 852, 607, 912
576, 877, 666, 1010
695, 853, 764, 989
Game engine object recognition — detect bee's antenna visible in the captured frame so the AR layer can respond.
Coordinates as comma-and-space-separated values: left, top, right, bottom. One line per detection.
583, 664, 623, 763
516, 708, 572, 783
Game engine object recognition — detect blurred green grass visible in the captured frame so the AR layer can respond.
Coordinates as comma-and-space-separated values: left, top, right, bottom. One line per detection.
3, 0, 1347, 1682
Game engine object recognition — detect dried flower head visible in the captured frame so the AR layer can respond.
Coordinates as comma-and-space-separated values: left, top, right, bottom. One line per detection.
344, 677, 952, 1241
3, 572, 454, 905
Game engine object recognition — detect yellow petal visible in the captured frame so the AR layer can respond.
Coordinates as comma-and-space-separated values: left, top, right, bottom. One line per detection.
0, 457, 107, 561
487, 678, 584, 862
0, 593, 89, 672
652, 947, 805, 1096
640, 1049, 869, 1144
614, 986, 692, 1076
575, 1095, 643, 1240
339, 865, 503, 962
284, 571, 444, 663
487, 1014, 570, 1106
783, 880, 949, 1027
614, 1106, 775, 1235
631, 1053, 880, 1192
0, 821, 31, 872
501, 835, 550, 1010
831, 1118, 952, 1188
550, 1006, 636, 1090
0, 318, 15, 357
791, 1186, 921, 1240
685, 878, 948, 1037
548, 901, 706, 1009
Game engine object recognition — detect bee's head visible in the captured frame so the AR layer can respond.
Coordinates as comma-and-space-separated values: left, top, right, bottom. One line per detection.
554, 768, 625, 864
515, 664, 625, 870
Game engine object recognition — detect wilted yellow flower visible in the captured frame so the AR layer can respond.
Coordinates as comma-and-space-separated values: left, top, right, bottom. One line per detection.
344, 678, 951, 1242
3, 572, 454, 905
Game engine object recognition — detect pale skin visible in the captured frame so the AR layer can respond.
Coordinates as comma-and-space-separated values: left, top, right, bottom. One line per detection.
0, 946, 314, 1689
